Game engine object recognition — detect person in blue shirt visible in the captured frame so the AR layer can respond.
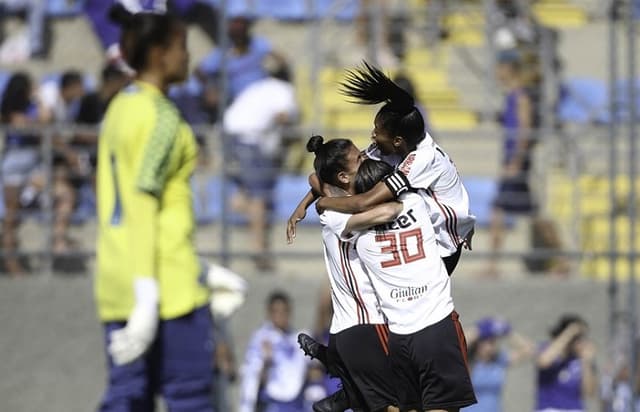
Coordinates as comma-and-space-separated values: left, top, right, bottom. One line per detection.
196, 13, 286, 102
465, 317, 534, 412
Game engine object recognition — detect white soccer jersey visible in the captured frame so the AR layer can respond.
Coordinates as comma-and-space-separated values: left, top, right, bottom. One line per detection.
366, 138, 475, 257
396, 134, 475, 256
351, 192, 454, 335
320, 210, 386, 334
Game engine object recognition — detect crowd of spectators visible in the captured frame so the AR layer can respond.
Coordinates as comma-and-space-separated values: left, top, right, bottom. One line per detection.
233, 286, 610, 412
0, 0, 305, 273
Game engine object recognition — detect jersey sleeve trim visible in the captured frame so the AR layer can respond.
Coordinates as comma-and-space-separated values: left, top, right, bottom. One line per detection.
136, 97, 180, 197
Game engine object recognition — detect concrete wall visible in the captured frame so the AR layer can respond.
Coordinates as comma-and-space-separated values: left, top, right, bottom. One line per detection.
0, 271, 612, 411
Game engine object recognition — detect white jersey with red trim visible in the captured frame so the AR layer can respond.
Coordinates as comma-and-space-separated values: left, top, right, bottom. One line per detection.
397, 134, 475, 257
320, 210, 386, 334
352, 192, 454, 335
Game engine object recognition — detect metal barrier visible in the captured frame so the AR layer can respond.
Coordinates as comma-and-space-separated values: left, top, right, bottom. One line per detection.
0, 122, 636, 274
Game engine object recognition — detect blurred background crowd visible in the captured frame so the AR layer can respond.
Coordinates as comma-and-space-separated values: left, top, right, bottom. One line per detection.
0, 0, 639, 411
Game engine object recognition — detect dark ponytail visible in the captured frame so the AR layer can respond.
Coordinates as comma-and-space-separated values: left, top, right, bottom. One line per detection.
354, 159, 393, 194
306, 135, 354, 187
109, 4, 182, 72
340, 61, 425, 148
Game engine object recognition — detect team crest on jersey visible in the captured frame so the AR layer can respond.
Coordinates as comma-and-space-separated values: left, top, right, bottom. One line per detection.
390, 284, 428, 303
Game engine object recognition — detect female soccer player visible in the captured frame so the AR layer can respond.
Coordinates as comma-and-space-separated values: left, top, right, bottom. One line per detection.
299, 135, 401, 412
351, 158, 477, 412
94, 6, 213, 411
288, 62, 474, 275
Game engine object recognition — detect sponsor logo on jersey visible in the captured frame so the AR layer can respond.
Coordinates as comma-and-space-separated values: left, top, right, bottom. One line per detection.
390, 284, 428, 303
399, 153, 416, 175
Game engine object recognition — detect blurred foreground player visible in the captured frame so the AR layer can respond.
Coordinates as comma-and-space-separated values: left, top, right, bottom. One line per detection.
95, 6, 214, 411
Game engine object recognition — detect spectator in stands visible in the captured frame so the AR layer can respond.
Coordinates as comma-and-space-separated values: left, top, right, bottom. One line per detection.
535, 314, 597, 412
196, 13, 286, 102
39, 70, 85, 123
465, 317, 534, 412
74, 63, 129, 176
0, 0, 49, 62
77, 64, 128, 126
39, 70, 87, 255
0, 71, 44, 275
223, 61, 298, 272
239, 290, 308, 412
483, 49, 538, 277
85, 0, 218, 67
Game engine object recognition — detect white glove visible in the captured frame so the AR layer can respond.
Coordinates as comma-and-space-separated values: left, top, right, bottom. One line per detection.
205, 262, 248, 319
108, 277, 159, 366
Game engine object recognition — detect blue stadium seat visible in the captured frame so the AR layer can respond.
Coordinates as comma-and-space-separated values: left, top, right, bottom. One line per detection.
557, 77, 609, 124
255, 0, 310, 20
193, 175, 319, 225
464, 177, 496, 228
464, 176, 517, 228
314, 0, 360, 21
47, 0, 85, 17
192, 176, 249, 224
273, 174, 320, 223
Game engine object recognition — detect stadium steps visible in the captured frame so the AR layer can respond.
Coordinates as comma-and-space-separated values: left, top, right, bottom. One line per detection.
546, 172, 640, 279
532, 0, 589, 28
442, 10, 486, 47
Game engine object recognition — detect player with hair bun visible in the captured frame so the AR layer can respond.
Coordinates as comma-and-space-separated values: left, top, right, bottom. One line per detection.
298, 135, 403, 412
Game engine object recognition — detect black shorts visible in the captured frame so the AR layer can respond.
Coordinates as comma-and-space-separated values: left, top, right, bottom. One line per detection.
329, 324, 396, 412
388, 311, 477, 412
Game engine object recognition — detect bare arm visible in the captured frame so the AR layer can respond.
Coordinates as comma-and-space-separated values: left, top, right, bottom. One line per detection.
508, 332, 535, 365
576, 340, 597, 398
537, 323, 583, 369
342, 202, 403, 235
286, 189, 319, 244
317, 180, 394, 214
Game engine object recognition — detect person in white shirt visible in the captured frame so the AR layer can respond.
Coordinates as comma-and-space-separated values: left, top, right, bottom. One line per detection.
224, 63, 298, 272
348, 158, 477, 412
239, 291, 308, 412
298, 135, 402, 412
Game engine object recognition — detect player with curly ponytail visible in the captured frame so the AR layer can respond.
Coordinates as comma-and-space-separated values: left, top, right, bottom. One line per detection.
317, 62, 476, 275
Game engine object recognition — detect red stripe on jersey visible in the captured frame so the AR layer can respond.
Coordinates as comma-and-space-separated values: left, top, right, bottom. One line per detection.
341, 240, 370, 323
428, 189, 461, 249
339, 240, 368, 324
375, 324, 389, 355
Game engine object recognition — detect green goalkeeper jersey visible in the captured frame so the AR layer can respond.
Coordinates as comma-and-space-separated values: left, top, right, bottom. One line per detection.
95, 81, 209, 321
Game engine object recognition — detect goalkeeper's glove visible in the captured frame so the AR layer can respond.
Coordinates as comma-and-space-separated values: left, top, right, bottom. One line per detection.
108, 277, 159, 366
205, 262, 248, 319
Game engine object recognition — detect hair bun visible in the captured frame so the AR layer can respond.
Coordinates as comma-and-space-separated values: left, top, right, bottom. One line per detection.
306, 135, 324, 154
109, 3, 135, 27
